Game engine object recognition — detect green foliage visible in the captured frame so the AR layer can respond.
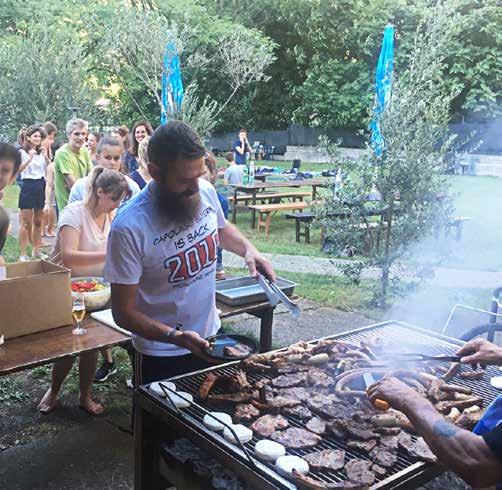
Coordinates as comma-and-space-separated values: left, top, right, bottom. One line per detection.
319, 1, 461, 305
0, 376, 28, 404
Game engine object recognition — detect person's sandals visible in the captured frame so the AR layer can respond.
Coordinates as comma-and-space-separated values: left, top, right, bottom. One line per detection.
216, 269, 226, 281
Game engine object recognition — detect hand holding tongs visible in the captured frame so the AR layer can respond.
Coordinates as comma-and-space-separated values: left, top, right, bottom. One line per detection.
257, 274, 300, 318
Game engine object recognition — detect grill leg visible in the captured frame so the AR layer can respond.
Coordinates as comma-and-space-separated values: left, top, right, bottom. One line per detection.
134, 401, 163, 490
295, 219, 301, 243
256, 307, 274, 352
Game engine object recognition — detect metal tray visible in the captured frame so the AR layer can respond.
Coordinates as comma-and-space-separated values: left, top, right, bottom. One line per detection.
215, 276, 296, 306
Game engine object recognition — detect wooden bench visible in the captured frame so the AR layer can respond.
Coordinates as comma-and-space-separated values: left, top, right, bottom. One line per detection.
228, 191, 311, 206
249, 202, 308, 236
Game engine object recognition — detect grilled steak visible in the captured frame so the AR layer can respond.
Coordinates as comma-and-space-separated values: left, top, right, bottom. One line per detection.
327, 421, 347, 439
267, 396, 301, 409
207, 393, 253, 404
345, 459, 376, 485
375, 427, 401, 436
347, 439, 377, 453
234, 403, 260, 423
405, 437, 437, 463
397, 431, 413, 449
292, 470, 370, 490
307, 369, 332, 388
345, 422, 378, 441
283, 405, 313, 420
199, 373, 218, 400
379, 435, 399, 450
308, 400, 353, 420
277, 363, 310, 374
306, 417, 327, 435
304, 449, 345, 471
271, 427, 321, 449
224, 343, 252, 358
372, 464, 387, 477
251, 414, 289, 438
369, 447, 397, 468
277, 387, 311, 402
272, 372, 307, 389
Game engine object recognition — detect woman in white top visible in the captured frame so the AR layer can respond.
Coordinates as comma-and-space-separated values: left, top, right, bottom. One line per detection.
18, 125, 51, 261
38, 167, 130, 415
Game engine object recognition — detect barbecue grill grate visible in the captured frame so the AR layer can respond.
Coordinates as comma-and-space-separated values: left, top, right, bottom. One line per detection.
142, 321, 500, 490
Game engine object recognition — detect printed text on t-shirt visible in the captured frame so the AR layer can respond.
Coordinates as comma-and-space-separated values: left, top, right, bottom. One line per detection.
164, 230, 219, 283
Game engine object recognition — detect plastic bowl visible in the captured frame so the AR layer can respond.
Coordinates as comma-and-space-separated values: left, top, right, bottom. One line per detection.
71, 277, 111, 312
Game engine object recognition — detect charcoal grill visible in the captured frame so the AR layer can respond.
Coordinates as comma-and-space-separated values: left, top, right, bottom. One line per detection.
135, 321, 501, 490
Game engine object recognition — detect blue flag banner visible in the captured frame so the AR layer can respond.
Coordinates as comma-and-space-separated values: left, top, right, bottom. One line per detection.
161, 41, 184, 125
370, 24, 395, 157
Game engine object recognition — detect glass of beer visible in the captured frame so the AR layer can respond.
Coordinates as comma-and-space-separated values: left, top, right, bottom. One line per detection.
72, 294, 87, 335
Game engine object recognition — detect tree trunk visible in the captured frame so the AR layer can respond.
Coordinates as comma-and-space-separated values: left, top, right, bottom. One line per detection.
380, 199, 394, 302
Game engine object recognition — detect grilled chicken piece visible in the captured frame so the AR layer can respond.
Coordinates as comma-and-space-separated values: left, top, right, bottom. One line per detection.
306, 417, 327, 435
369, 447, 397, 468
233, 403, 260, 423
435, 395, 483, 414
346, 439, 377, 453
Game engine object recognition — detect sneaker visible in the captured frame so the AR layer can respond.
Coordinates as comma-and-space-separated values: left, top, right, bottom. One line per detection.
94, 361, 117, 382
19, 255, 30, 262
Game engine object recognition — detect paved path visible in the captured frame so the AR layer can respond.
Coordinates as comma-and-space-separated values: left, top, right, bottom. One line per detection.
223, 251, 502, 289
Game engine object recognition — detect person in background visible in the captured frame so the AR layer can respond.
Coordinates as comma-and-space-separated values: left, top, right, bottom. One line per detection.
223, 151, 244, 185
0, 143, 22, 276
203, 152, 229, 280
129, 137, 152, 190
86, 131, 101, 166
69, 136, 140, 205
54, 118, 92, 212
123, 121, 153, 173
233, 129, 251, 166
18, 125, 51, 261
39, 167, 130, 415
42, 122, 58, 238
68, 136, 139, 382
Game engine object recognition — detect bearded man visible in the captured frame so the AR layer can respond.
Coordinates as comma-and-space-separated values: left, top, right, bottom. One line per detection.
104, 121, 275, 384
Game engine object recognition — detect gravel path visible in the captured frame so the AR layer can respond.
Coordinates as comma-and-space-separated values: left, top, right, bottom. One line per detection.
223, 250, 502, 289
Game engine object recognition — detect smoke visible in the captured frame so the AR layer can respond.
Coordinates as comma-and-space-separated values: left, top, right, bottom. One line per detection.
383, 117, 502, 339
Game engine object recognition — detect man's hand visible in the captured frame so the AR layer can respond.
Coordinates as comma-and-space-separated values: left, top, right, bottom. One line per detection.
456, 338, 502, 369
172, 330, 219, 363
367, 376, 423, 412
244, 248, 276, 281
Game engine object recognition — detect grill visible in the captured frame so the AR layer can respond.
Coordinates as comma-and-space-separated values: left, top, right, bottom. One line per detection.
138, 321, 501, 489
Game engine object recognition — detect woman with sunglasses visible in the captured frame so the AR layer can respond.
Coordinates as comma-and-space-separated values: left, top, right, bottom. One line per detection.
38, 167, 130, 415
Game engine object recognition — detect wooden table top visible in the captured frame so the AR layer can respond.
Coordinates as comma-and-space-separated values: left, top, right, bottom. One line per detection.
0, 316, 129, 376
0, 299, 281, 376
231, 179, 327, 191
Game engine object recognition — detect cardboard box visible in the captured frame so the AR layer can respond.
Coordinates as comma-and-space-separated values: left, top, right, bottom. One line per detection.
0, 260, 73, 339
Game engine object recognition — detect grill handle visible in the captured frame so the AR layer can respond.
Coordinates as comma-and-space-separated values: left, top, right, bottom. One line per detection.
158, 382, 258, 470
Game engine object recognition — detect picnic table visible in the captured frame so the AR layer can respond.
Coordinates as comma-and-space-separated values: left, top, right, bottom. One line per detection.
0, 299, 285, 376
230, 179, 327, 228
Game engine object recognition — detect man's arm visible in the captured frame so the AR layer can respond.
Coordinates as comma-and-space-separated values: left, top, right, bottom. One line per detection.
218, 222, 275, 281
368, 378, 502, 488
110, 283, 210, 358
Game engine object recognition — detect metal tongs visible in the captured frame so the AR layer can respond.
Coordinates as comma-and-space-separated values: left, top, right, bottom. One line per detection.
257, 274, 300, 318
382, 353, 462, 363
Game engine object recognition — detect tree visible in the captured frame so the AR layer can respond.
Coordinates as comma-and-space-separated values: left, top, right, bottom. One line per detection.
94, 6, 275, 138
318, 0, 461, 305
0, 27, 98, 140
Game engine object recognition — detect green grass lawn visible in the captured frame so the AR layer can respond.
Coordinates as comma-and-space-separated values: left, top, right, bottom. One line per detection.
1, 183, 19, 209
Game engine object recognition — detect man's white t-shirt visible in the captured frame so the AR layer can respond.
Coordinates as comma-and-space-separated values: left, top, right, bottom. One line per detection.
68, 175, 140, 204
104, 178, 227, 357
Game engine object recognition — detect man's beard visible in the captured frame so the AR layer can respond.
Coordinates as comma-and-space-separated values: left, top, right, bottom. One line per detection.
153, 183, 201, 227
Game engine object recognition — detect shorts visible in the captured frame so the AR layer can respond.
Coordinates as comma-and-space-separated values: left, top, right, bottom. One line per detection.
19, 178, 45, 210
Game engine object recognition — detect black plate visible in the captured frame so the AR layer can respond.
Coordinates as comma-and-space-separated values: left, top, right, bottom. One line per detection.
205, 334, 259, 360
